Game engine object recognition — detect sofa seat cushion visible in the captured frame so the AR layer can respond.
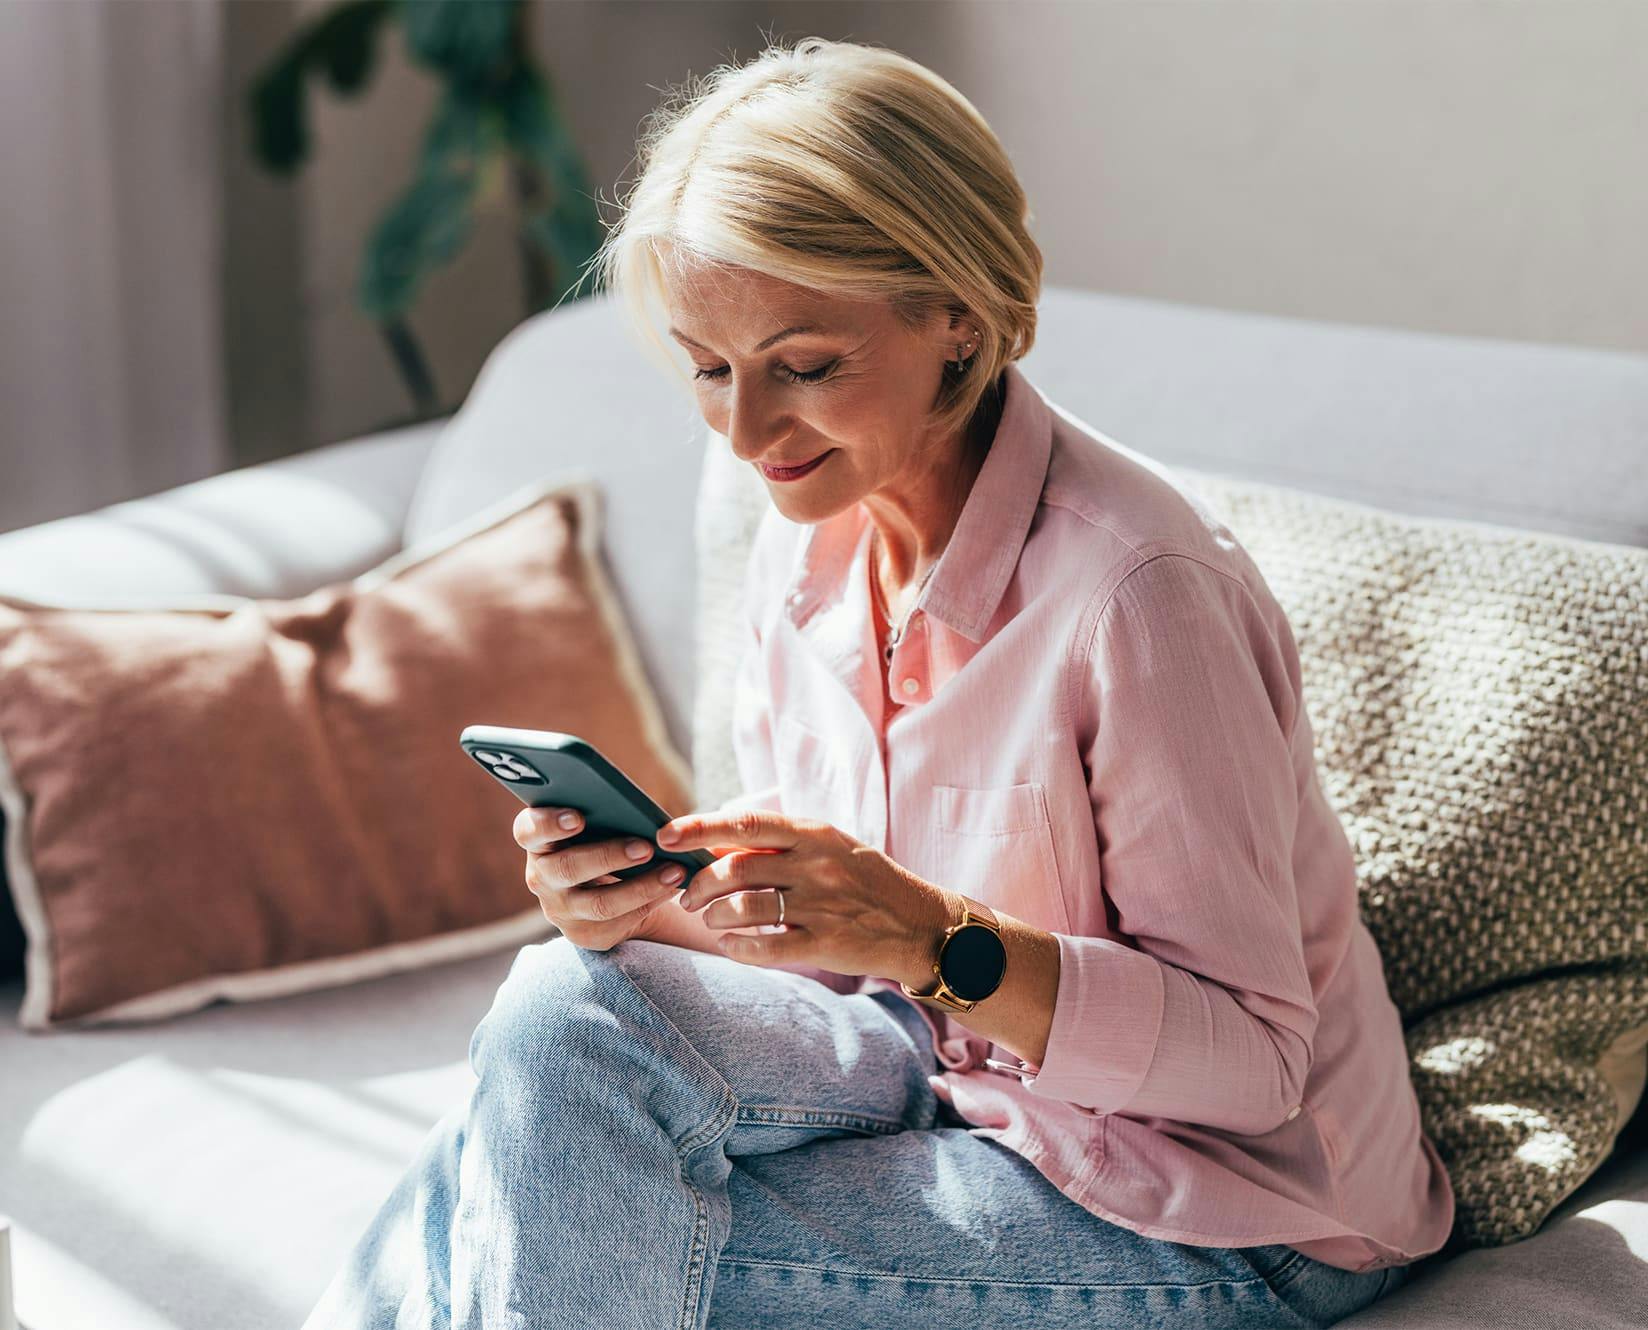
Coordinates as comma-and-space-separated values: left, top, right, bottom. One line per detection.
0, 953, 511, 1330
1, 958, 1645, 1330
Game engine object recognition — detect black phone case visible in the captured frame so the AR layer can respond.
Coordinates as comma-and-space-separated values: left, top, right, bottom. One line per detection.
459, 724, 714, 884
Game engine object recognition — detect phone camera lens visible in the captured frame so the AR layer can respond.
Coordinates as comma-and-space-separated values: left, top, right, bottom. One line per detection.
469, 747, 546, 783
496, 757, 545, 784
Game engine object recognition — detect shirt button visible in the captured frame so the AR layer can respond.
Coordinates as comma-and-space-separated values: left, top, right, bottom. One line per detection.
1285, 1104, 1301, 1121
900, 677, 920, 696
788, 591, 804, 606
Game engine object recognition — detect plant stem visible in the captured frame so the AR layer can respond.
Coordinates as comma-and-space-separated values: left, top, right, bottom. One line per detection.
512, 157, 555, 316
379, 315, 439, 416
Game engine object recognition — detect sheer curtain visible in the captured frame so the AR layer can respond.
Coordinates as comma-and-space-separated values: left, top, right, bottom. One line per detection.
0, 0, 228, 536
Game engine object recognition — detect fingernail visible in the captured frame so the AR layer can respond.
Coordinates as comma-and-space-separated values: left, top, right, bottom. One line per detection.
559, 811, 581, 829
660, 865, 685, 885
657, 823, 680, 844
625, 839, 652, 860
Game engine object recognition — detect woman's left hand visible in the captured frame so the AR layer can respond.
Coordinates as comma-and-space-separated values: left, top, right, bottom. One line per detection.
656, 808, 954, 986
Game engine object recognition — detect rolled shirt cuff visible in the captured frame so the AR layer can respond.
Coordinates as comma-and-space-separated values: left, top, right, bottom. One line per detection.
1017, 931, 1167, 1115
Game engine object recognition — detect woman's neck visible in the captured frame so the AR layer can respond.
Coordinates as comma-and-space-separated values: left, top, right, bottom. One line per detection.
867, 382, 1003, 604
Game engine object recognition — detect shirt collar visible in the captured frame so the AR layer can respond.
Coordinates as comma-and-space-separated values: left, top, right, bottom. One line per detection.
781, 360, 1054, 644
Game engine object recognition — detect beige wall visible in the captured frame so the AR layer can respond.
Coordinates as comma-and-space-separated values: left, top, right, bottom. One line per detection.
231, 0, 1648, 460
846, 0, 1648, 353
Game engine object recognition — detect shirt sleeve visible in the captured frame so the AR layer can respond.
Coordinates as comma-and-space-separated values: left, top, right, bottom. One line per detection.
714, 506, 784, 818
1017, 552, 1320, 1136
714, 605, 783, 818
713, 510, 859, 998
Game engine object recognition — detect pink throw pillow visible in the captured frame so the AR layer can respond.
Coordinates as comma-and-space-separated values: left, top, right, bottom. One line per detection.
0, 479, 691, 1029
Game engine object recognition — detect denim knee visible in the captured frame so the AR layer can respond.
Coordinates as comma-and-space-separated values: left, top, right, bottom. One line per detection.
464, 936, 736, 1157
467, 934, 605, 1085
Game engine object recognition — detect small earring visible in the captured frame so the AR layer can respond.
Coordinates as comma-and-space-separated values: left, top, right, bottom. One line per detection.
954, 336, 976, 374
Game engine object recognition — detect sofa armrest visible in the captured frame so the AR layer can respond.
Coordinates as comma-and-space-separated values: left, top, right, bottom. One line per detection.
0, 418, 447, 605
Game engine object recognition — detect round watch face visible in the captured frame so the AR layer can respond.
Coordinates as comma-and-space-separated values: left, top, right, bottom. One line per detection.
939, 923, 1007, 1002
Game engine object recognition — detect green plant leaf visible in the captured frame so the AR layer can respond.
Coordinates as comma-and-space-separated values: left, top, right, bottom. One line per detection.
249, 50, 309, 173
318, 0, 392, 93
247, 0, 392, 173
500, 66, 585, 187
361, 173, 477, 318
504, 67, 604, 302
395, 0, 519, 83
522, 185, 606, 284
421, 83, 493, 165
358, 88, 498, 317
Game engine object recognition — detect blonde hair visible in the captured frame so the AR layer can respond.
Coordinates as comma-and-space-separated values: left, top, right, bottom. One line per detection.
576, 34, 1043, 445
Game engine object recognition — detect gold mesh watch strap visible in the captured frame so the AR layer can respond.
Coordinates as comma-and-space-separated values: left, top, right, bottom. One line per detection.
900, 895, 1002, 1009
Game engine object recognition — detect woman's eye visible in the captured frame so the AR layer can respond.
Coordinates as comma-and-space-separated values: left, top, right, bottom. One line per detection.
691, 362, 835, 384
783, 361, 836, 384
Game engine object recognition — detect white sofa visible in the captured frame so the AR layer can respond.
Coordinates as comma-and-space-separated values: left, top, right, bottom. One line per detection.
2, 286, 1644, 1329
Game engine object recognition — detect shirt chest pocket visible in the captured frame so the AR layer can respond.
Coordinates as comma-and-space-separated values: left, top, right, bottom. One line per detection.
932, 782, 1072, 935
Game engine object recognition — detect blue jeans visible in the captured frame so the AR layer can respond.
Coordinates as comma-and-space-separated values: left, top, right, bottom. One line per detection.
303, 936, 1410, 1329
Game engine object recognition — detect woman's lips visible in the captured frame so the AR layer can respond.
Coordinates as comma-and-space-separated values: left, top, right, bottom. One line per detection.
761, 449, 833, 481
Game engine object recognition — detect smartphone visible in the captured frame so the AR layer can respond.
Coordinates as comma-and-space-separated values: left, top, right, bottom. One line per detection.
459, 724, 715, 884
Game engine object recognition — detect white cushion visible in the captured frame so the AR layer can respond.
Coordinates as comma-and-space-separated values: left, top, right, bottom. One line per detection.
405, 298, 705, 762
1020, 288, 1648, 549
0, 421, 442, 605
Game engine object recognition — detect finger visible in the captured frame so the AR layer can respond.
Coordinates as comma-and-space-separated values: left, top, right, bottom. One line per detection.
702, 889, 791, 932
655, 809, 804, 853
513, 806, 584, 851
554, 886, 678, 952
528, 839, 657, 901
678, 851, 801, 913
530, 835, 657, 890
714, 924, 813, 965
548, 863, 684, 924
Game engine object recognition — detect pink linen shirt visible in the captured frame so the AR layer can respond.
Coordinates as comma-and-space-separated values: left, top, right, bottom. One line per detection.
714, 360, 1455, 1273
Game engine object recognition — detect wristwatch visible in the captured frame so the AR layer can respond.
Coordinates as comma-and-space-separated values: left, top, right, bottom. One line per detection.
900, 894, 1007, 1012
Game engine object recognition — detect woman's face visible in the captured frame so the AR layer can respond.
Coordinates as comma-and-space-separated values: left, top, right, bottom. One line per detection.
663, 258, 973, 527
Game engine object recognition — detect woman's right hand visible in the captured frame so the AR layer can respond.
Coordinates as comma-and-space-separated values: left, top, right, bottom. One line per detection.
513, 806, 687, 951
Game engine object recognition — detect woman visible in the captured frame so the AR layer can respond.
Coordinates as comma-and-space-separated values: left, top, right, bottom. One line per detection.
305, 36, 1453, 1330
